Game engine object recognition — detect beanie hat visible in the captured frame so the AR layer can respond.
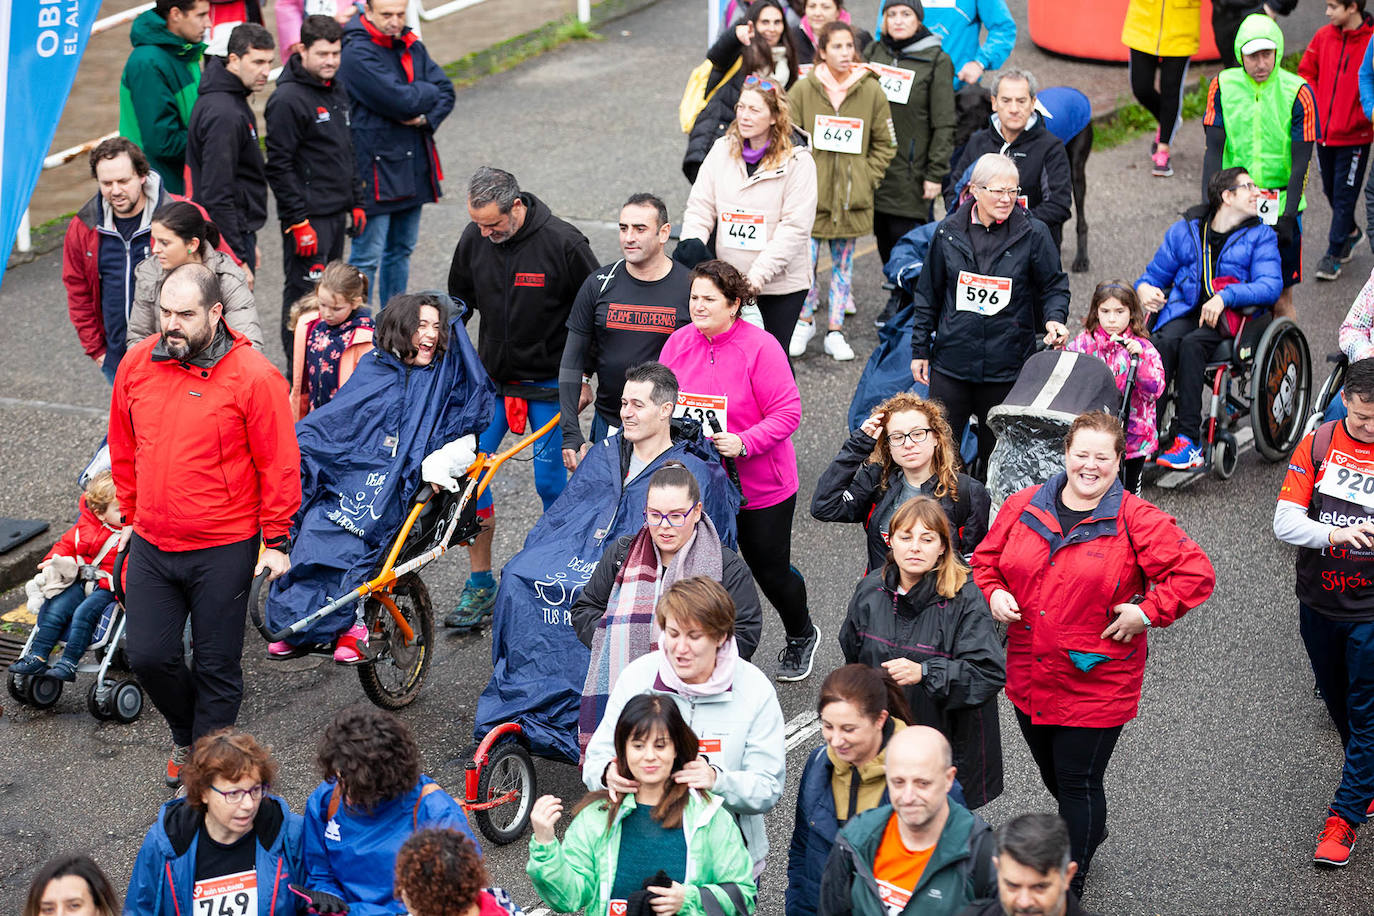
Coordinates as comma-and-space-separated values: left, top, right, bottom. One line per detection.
883, 0, 923, 18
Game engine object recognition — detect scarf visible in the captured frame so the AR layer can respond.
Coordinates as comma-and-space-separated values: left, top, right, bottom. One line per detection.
815, 61, 866, 112
359, 13, 417, 82
741, 136, 771, 164
578, 514, 726, 755
305, 310, 374, 410
880, 24, 931, 55
657, 633, 739, 698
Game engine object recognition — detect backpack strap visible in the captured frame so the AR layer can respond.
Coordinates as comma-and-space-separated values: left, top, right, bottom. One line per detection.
412, 781, 441, 831
1307, 419, 1340, 519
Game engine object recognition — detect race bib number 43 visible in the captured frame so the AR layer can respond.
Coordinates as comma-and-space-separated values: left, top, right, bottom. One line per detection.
720, 210, 767, 251
813, 115, 864, 154
674, 392, 728, 435
866, 62, 914, 105
1257, 189, 1280, 226
1318, 449, 1374, 509
955, 271, 1012, 316
193, 870, 257, 916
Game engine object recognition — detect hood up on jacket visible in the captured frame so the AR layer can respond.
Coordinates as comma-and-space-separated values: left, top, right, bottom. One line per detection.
1233, 12, 1285, 83
129, 8, 205, 61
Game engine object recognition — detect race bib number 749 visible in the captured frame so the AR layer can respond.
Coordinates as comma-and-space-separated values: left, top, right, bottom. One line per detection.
193, 871, 257, 916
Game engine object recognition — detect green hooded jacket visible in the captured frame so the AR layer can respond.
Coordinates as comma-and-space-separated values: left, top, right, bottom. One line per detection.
119, 9, 205, 195
863, 32, 956, 219
1215, 13, 1310, 213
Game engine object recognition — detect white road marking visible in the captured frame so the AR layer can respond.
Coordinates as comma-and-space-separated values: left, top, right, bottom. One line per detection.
784, 710, 821, 753
0, 396, 107, 419
1154, 426, 1255, 490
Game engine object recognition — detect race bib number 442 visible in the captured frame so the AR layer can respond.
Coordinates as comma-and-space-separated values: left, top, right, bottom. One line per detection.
719, 210, 767, 251
955, 271, 1012, 316
813, 115, 864, 154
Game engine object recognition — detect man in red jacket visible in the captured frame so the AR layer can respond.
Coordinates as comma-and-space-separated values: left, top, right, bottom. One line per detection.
1300, 0, 1374, 281
109, 262, 300, 786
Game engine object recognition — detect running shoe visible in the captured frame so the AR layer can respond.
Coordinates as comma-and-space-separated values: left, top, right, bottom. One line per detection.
444, 583, 496, 629
8, 654, 47, 676
776, 625, 819, 682
1155, 434, 1203, 470
1151, 148, 1173, 177
1338, 227, 1364, 263
844, 302, 857, 316
267, 640, 295, 657
824, 330, 855, 361
788, 320, 815, 357
165, 744, 191, 787
1315, 254, 1342, 281
45, 659, 78, 682
1315, 812, 1357, 866
333, 623, 369, 664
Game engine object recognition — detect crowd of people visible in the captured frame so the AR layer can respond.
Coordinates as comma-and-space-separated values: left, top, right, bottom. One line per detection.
16, 0, 1374, 912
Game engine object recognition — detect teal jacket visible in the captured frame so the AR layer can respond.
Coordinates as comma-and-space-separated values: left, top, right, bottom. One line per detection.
118, 9, 205, 194
527, 791, 756, 916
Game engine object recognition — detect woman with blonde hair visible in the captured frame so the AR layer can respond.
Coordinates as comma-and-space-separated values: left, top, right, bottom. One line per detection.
812, 392, 989, 570
838, 495, 1005, 808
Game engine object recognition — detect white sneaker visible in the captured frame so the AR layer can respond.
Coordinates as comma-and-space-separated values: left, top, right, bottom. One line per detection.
789, 320, 815, 357
824, 330, 855, 361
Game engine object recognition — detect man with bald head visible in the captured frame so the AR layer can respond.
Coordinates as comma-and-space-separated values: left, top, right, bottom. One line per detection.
818, 726, 997, 916
109, 262, 300, 788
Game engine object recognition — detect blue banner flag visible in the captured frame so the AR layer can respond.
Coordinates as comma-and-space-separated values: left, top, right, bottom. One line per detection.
0, 0, 103, 290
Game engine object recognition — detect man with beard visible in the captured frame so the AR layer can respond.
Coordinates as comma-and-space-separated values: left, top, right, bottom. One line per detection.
956, 814, 1100, 916
108, 262, 300, 788
818, 726, 997, 916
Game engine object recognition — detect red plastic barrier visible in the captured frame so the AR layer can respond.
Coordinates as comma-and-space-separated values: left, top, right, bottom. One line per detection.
1028, 0, 1220, 62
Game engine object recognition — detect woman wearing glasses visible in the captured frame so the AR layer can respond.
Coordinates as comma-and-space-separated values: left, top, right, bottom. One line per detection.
126, 730, 305, 915
812, 392, 989, 571
680, 70, 818, 354
573, 462, 763, 754
911, 152, 1071, 476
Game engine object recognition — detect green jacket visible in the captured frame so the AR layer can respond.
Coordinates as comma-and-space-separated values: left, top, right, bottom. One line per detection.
816, 802, 996, 916
863, 33, 956, 219
119, 10, 205, 195
1216, 13, 1309, 213
527, 791, 756, 916
789, 69, 897, 239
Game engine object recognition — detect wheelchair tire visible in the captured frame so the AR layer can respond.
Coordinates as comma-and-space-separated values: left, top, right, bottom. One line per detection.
28, 675, 63, 709
1213, 431, 1239, 480
357, 573, 433, 710
474, 740, 537, 845
1305, 356, 1349, 439
87, 681, 113, 721
7, 672, 25, 704
1249, 317, 1312, 462
111, 679, 144, 724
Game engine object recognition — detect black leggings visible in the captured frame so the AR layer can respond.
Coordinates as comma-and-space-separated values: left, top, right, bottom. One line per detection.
1128, 49, 1190, 146
928, 370, 1015, 479
735, 494, 811, 638
124, 532, 259, 747
756, 290, 809, 357
1015, 708, 1124, 876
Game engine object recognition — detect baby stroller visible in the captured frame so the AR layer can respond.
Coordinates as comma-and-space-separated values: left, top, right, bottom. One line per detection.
984, 349, 1122, 515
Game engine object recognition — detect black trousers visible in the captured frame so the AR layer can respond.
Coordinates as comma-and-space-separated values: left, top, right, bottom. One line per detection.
279, 212, 348, 365
1128, 49, 1190, 145
756, 289, 809, 357
124, 532, 259, 747
736, 494, 811, 638
874, 211, 924, 269
1152, 317, 1228, 443
1015, 708, 1124, 877
1122, 456, 1146, 494
928, 370, 1016, 479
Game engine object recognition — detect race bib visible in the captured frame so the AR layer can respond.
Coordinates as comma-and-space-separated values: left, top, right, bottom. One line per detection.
955, 270, 1012, 316
304, 0, 338, 13
192, 870, 257, 916
674, 392, 728, 435
1318, 449, 1374, 510
866, 62, 914, 105
1257, 188, 1280, 226
699, 738, 723, 754
719, 210, 767, 251
609, 901, 629, 916
813, 115, 864, 155
798, 63, 813, 78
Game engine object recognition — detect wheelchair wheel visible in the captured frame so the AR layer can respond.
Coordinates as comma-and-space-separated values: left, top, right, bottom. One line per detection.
111, 679, 144, 724
1213, 431, 1239, 480
474, 740, 537, 845
28, 675, 63, 709
1305, 355, 1349, 438
1249, 317, 1312, 462
357, 573, 433, 710
87, 682, 112, 721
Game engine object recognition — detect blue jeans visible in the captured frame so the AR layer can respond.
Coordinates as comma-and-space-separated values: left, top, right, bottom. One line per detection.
33, 584, 115, 665
589, 411, 616, 444
1300, 603, 1374, 823
474, 382, 565, 514
348, 205, 423, 308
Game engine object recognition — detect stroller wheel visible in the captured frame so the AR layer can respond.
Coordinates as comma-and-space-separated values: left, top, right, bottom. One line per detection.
111, 679, 144, 724
7, 672, 26, 704
86, 681, 113, 721
357, 573, 434, 710
27, 675, 63, 709
474, 740, 537, 845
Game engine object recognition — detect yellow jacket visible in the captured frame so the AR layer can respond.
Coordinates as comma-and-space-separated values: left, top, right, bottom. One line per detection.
1121, 0, 1201, 57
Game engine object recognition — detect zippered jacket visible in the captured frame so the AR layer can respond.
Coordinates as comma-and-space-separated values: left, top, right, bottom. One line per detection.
128, 247, 264, 349
45, 496, 122, 590
863, 33, 957, 217
187, 55, 267, 264
1299, 15, 1374, 146
265, 52, 364, 224
118, 9, 205, 194
947, 114, 1072, 233
876, 0, 1015, 90
1121, 0, 1202, 57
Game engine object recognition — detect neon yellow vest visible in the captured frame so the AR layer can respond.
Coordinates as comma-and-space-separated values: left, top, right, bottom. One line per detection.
1217, 66, 1308, 213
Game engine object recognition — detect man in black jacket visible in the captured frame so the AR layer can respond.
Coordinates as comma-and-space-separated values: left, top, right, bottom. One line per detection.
265, 14, 365, 363
947, 68, 1073, 248
187, 23, 275, 273
955, 813, 1102, 916
445, 166, 599, 629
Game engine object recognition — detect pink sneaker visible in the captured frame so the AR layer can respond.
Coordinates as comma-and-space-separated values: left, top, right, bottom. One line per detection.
333, 623, 368, 664
1151, 148, 1173, 178
267, 640, 294, 658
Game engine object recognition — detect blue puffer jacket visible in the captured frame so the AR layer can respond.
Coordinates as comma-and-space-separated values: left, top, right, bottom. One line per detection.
124, 796, 304, 916
1136, 205, 1283, 329
339, 13, 455, 215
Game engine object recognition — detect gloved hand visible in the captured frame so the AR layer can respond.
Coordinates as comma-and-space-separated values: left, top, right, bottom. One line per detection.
288, 886, 349, 914
349, 207, 367, 238
1275, 215, 1297, 249
672, 236, 712, 268
421, 434, 478, 492
287, 221, 319, 257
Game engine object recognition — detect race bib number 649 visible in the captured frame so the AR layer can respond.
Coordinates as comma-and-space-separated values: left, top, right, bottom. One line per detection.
813, 115, 864, 155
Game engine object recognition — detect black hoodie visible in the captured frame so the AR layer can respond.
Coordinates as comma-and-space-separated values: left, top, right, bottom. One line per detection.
187, 55, 268, 264
264, 53, 362, 225
447, 192, 599, 382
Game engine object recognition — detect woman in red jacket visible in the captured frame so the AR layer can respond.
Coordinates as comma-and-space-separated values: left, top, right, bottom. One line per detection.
971, 410, 1214, 898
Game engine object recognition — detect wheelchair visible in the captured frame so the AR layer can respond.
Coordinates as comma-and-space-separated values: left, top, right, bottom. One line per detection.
1155, 314, 1312, 480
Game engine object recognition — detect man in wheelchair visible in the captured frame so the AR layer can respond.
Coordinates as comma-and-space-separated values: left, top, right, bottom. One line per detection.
1136, 166, 1283, 469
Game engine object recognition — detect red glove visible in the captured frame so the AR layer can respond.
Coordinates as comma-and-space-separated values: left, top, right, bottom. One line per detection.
350, 207, 367, 236
287, 221, 318, 257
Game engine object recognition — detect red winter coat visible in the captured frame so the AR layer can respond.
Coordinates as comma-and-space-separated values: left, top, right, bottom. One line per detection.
109, 326, 300, 552
1299, 16, 1374, 146
971, 473, 1215, 728
44, 495, 122, 590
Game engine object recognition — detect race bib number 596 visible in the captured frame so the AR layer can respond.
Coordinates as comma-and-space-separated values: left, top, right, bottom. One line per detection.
955, 271, 1012, 316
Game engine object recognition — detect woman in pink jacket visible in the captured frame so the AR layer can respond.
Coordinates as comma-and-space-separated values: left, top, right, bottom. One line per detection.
659, 259, 816, 682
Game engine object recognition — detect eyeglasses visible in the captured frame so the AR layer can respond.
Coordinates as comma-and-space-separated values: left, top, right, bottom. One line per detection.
645, 504, 700, 528
978, 185, 1021, 200
1229, 181, 1257, 192
887, 428, 933, 446
743, 74, 779, 93
209, 783, 268, 804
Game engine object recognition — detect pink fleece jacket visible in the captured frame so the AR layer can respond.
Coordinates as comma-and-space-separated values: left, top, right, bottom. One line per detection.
659, 318, 801, 509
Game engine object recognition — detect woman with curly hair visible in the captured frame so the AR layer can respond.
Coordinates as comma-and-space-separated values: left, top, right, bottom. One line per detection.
125, 730, 304, 915
812, 392, 989, 569
300, 706, 480, 916
396, 829, 523, 916
23, 854, 120, 916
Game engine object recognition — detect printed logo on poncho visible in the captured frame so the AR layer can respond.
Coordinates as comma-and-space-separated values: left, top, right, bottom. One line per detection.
532, 555, 597, 626
328, 472, 387, 536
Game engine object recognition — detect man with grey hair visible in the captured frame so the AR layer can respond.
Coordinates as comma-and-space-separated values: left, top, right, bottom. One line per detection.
443, 166, 599, 630
957, 814, 1099, 916
947, 68, 1072, 247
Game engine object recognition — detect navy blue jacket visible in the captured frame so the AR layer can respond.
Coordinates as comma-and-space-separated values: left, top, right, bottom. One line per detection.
339, 13, 455, 215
